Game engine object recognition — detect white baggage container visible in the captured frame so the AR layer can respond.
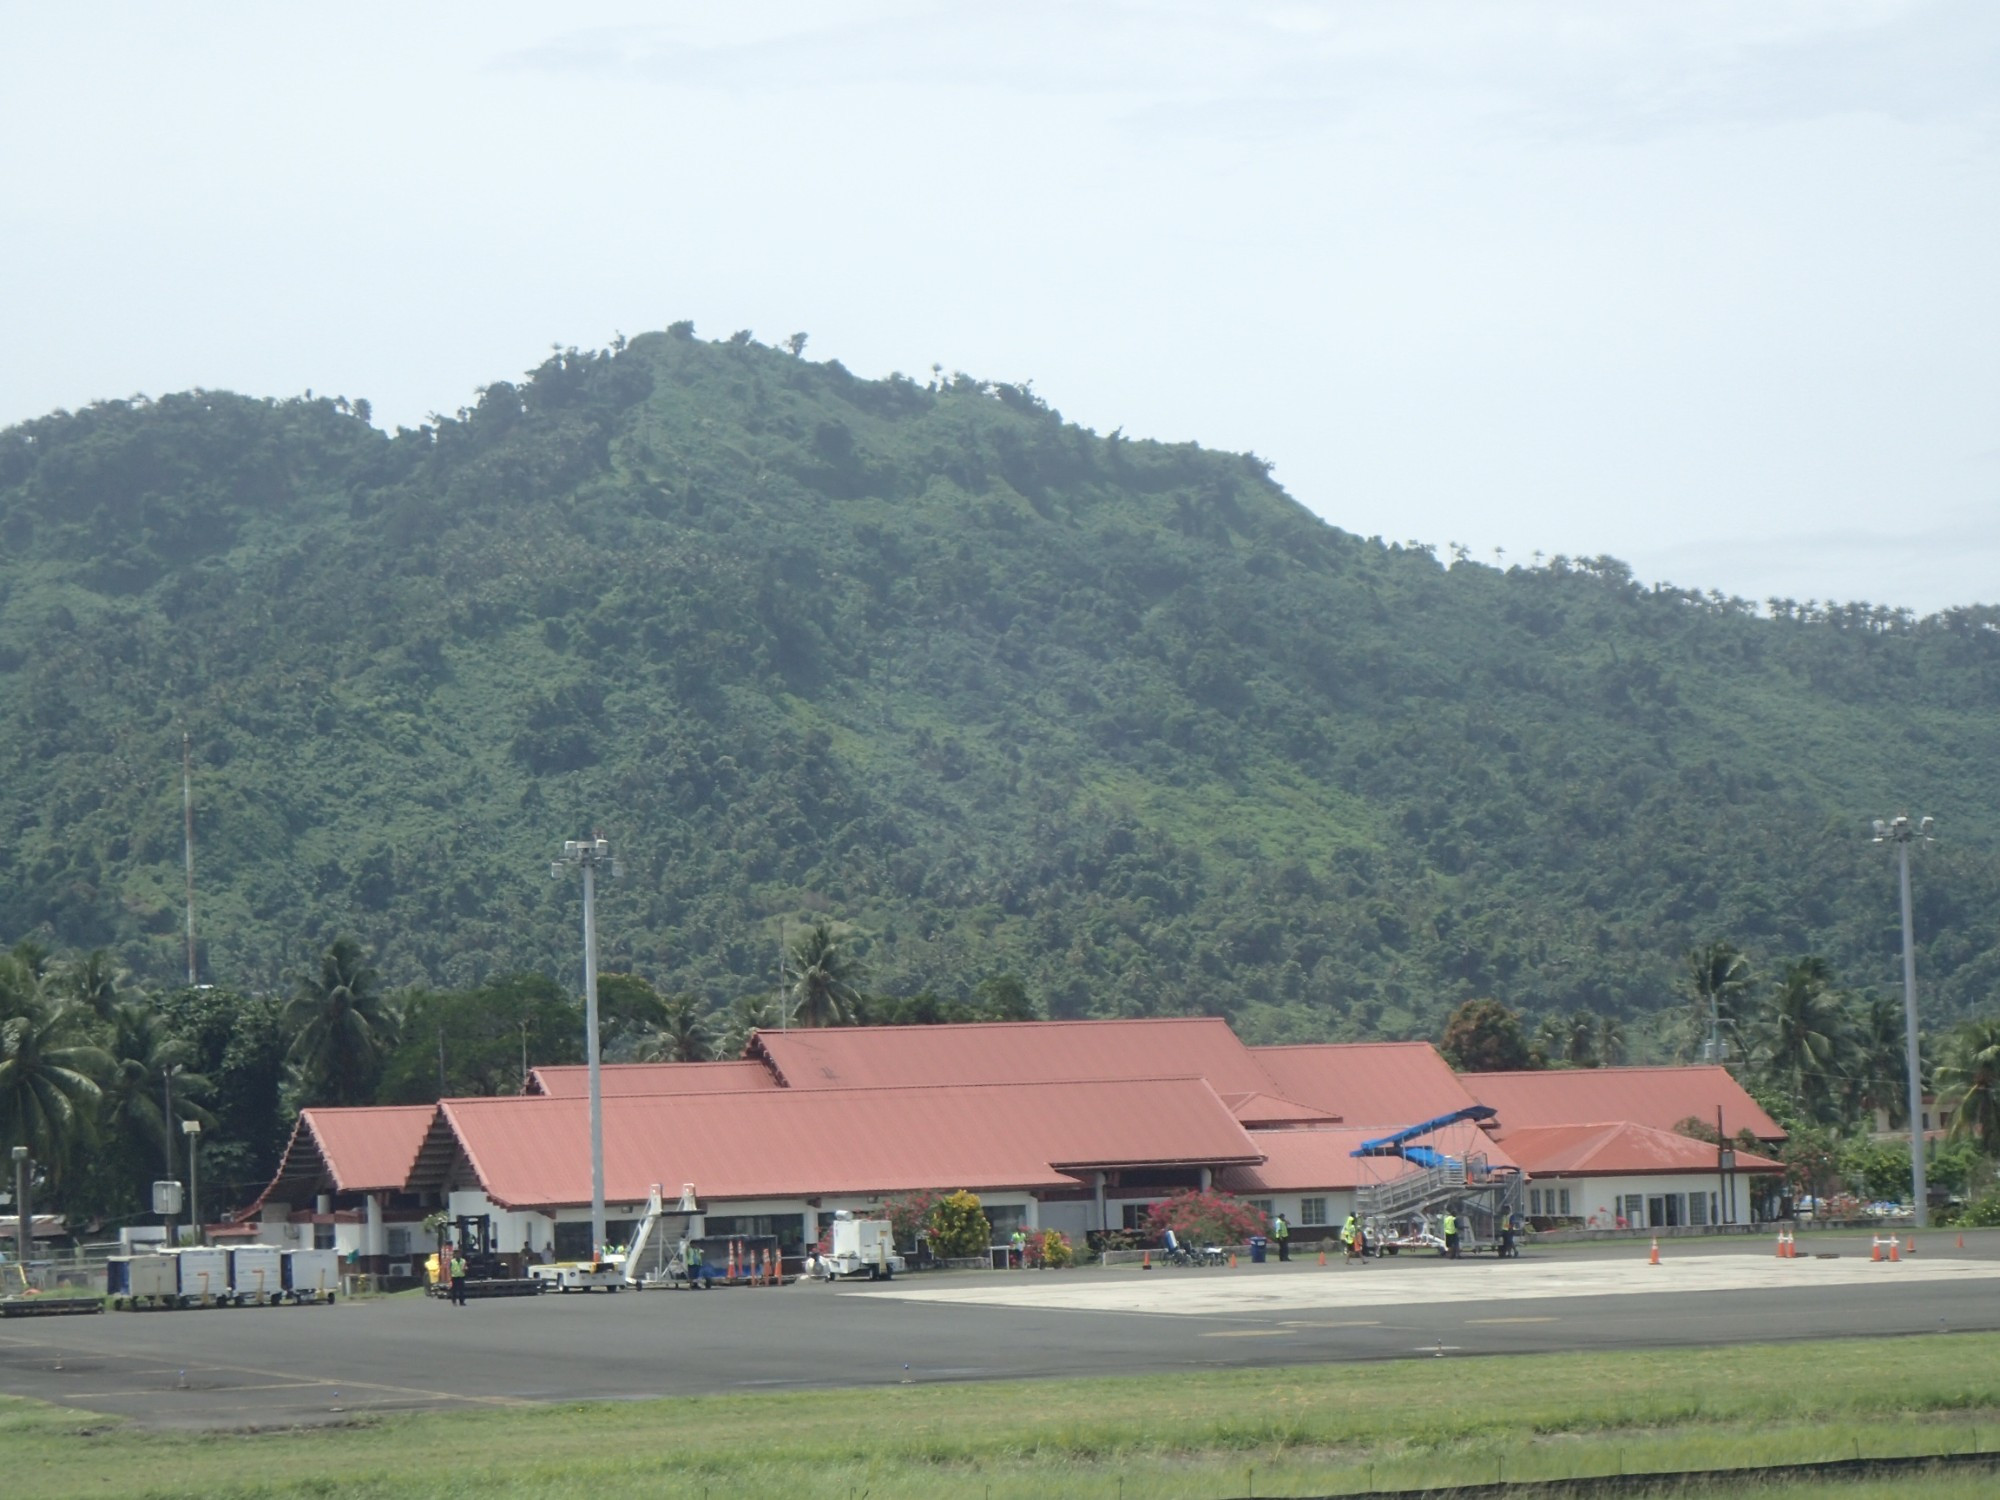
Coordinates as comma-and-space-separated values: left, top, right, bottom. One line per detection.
283, 1247, 340, 1302
228, 1245, 284, 1304
107, 1253, 178, 1305
170, 1247, 229, 1303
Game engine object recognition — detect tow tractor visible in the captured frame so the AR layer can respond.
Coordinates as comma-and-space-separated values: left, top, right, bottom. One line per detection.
813, 1211, 904, 1281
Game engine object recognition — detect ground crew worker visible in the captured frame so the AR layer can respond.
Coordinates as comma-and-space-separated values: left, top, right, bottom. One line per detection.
1341, 1213, 1360, 1261
1271, 1213, 1290, 1262
449, 1249, 468, 1306
1011, 1228, 1028, 1267
1442, 1210, 1460, 1260
686, 1241, 707, 1289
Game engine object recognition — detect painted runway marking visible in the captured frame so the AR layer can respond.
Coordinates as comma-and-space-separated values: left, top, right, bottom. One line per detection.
872, 1255, 2000, 1318
1201, 1329, 1296, 1338
1466, 1316, 1558, 1325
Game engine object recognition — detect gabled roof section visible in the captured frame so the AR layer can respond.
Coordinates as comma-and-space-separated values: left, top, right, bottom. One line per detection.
1219, 1122, 1518, 1194
1219, 1091, 1343, 1128
746, 1017, 1284, 1096
527, 1061, 779, 1097
1499, 1121, 1784, 1178
1463, 1067, 1786, 1143
1251, 1042, 1481, 1129
245, 1105, 435, 1213
430, 1076, 1264, 1210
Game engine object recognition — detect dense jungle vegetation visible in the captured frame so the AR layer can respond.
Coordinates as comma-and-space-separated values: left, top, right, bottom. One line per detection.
4, 324, 1998, 1058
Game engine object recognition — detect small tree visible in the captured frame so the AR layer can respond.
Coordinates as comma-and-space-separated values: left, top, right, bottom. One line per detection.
926, 1190, 991, 1257
1029, 1228, 1074, 1268
1440, 999, 1534, 1073
1144, 1189, 1267, 1246
884, 1189, 942, 1250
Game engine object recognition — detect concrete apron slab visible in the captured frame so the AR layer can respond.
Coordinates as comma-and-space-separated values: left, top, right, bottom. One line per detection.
868, 1253, 2000, 1317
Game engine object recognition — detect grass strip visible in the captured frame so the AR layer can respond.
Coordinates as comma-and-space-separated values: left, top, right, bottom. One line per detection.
7, 1332, 2000, 1498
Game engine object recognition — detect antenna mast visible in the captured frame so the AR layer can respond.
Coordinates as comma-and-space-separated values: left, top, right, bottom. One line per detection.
182, 732, 197, 986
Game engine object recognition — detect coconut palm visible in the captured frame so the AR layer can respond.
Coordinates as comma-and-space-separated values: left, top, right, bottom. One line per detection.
634, 993, 712, 1063
1846, 992, 1915, 1124
1596, 1014, 1627, 1067
59, 948, 132, 1022
1565, 1011, 1601, 1068
286, 938, 397, 1106
1754, 957, 1849, 1124
709, 993, 788, 1060
783, 920, 867, 1029
1937, 1018, 2000, 1154
100, 1002, 210, 1177
1683, 941, 1753, 1063
0, 1002, 111, 1185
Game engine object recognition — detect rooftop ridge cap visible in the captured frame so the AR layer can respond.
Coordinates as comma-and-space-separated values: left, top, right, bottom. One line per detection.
754, 1016, 1234, 1037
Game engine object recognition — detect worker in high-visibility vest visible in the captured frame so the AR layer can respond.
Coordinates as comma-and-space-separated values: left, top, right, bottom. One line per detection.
1271, 1214, 1290, 1261
1341, 1214, 1360, 1261
1442, 1211, 1460, 1260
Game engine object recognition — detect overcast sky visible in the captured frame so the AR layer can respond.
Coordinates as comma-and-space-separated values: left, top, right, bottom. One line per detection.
4, 1, 1996, 613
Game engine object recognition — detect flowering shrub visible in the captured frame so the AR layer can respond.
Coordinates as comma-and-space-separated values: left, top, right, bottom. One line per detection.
927, 1190, 992, 1258
885, 1190, 943, 1250
1143, 1189, 1267, 1246
1028, 1229, 1074, 1268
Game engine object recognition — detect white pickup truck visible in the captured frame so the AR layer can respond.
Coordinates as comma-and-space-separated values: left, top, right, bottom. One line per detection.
815, 1212, 905, 1281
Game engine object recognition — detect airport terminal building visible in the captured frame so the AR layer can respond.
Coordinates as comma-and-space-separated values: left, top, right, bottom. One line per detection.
240, 1018, 1784, 1273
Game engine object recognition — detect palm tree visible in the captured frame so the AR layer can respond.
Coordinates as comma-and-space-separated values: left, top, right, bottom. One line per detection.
783, 920, 867, 1029
1596, 1014, 1627, 1067
1565, 1011, 1601, 1068
0, 1002, 111, 1186
635, 994, 712, 1063
1937, 1018, 2000, 1153
1846, 992, 1913, 1124
1683, 942, 1753, 1063
709, 994, 788, 1060
1754, 957, 1848, 1124
286, 938, 397, 1106
100, 1003, 210, 1179
59, 948, 131, 1022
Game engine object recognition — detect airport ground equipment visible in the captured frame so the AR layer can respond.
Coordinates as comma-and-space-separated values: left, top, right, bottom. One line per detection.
227, 1244, 284, 1304
108, 1248, 228, 1308
816, 1212, 904, 1281
429, 1214, 540, 1298
281, 1247, 341, 1303
1353, 1106, 1526, 1256
623, 1182, 700, 1288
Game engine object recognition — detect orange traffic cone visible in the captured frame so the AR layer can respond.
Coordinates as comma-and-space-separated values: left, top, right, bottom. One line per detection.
1229, 1252, 1238, 1268
1318, 1248, 1327, 1267
1958, 1234, 1966, 1250
1648, 1238, 1661, 1266
1141, 1250, 1151, 1270
1871, 1237, 1883, 1262
1775, 1231, 1785, 1258
1907, 1236, 1917, 1257
1890, 1236, 1901, 1262
1786, 1231, 1797, 1258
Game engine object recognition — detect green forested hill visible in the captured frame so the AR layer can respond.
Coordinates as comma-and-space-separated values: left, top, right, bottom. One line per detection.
3, 327, 1997, 1047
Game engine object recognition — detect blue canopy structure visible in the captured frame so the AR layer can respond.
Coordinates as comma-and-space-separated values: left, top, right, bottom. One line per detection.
1350, 1105, 1497, 1159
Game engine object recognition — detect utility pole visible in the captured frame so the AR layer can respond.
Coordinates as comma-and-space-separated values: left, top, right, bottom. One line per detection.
554, 837, 619, 1256
162, 1066, 178, 1245
182, 1119, 202, 1247
1873, 814, 1935, 1229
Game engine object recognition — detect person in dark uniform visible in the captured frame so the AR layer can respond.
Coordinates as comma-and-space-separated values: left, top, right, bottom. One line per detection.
1272, 1214, 1290, 1262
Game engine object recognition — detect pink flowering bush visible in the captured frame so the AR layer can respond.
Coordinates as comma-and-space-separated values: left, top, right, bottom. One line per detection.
1143, 1189, 1267, 1246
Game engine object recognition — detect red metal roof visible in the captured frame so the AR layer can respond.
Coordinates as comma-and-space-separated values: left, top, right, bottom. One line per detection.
1463, 1067, 1786, 1142
1251, 1043, 1481, 1129
1219, 1122, 1519, 1194
1497, 1121, 1783, 1177
1220, 1091, 1342, 1128
527, 1061, 779, 1097
246, 1105, 435, 1212
747, 1018, 1285, 1096
436, 1076, 1264, 1209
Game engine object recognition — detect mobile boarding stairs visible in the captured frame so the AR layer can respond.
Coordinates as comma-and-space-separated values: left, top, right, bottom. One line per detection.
1353, 1106, 1525, 1255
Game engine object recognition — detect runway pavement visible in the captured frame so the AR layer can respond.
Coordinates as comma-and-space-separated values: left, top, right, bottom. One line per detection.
1, 1230, 1994, 1430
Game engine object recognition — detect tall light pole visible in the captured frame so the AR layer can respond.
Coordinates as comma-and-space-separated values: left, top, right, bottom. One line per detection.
1873, 814, 1934, 1229
11, 1147, 28, 1278
554, 837, 619, 1255
182, 1119, 203, 1247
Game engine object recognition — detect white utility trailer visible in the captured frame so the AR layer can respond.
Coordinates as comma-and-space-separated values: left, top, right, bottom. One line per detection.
530, 1258, 626, 1292
282, 1247, 341, 1303
227, 1245, 284, 1304
816, 1212, 904, 1281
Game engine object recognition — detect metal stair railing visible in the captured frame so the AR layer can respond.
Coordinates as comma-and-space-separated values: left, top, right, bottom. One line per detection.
1358, 1157, 1467, 1219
